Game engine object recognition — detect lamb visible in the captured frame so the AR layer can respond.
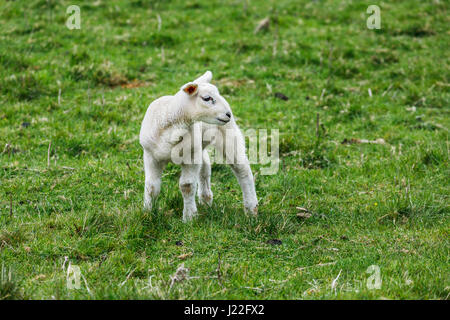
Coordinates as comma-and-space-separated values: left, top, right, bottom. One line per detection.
139, 71, 258, 222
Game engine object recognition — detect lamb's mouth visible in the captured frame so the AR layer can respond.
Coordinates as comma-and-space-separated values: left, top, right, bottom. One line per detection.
216, 118, 230, 123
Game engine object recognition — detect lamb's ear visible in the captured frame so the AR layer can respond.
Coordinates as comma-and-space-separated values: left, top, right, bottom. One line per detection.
181, 82, 198, 96
193, 70, 212, 84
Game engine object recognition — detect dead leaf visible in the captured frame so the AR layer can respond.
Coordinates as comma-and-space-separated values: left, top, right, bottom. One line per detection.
175, 240, 184, 246
254, 17, 270, 34
274, 92, 289, 101
296, 207, 312, 219
297, 212, 312, 219
341, 138, 386, 145
33, 274, 46, 281
120, 80, 151, 89
267, 239, 282, 245
178, 252, 193, 260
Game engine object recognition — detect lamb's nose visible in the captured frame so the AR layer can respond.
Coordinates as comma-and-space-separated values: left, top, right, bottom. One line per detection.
226, 112, 231, 118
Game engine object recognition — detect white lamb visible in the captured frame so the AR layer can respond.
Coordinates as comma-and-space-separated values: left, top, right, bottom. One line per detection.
139, 71, 258, 222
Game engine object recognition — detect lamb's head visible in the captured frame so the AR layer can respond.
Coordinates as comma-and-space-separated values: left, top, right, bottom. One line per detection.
180, 71, 232, 126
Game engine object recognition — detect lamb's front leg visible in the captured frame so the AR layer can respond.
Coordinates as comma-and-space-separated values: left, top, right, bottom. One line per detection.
180, 163, 201, 222
222, 124, 258, 215
143, 149, 164, 210
230, 163, 258, 215
197, 149, 213, 206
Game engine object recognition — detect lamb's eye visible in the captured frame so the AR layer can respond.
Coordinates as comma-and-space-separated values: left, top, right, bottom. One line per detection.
201, 96, 212, 102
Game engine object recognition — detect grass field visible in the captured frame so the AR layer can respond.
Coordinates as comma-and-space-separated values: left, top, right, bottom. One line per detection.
0, 0, 449, 299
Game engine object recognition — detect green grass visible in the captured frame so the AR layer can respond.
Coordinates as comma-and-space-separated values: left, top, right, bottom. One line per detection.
0, 0, 449, 300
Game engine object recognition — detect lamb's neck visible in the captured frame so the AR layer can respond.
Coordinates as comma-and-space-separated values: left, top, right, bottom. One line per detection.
162, 94, 194, 129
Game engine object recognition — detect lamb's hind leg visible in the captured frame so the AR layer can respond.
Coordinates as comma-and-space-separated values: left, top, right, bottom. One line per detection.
197, 149, 213, 206
143, 149, 164, 210
180, 163, 201, 222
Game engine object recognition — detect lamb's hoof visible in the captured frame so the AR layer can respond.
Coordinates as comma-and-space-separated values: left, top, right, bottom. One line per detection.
199, 193, 213, 206
143, 201, 152, 211
245, 205, 258, 216
182, 209, 198, 223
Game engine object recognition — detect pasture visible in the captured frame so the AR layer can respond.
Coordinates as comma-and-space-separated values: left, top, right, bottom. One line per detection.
0, 0, 448, 299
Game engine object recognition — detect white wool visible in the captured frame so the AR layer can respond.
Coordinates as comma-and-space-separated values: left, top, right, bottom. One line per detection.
139, 71, 258, 222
